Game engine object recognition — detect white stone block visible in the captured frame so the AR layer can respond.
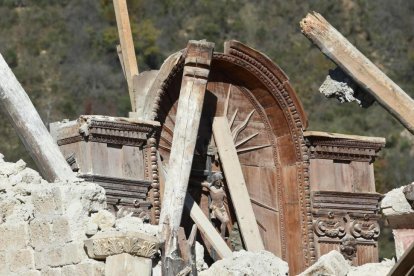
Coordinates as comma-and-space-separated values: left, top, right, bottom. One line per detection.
41, 267, 62, 276
105, 253, 152, 276
0, 222, 29, 250
29, 218, 52, 250
51, 216, 72, 244
9, 248, 35, 272
32, 187, 64, 217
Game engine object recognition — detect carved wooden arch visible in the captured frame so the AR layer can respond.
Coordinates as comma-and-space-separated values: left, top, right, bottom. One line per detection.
148, 40, 315, 274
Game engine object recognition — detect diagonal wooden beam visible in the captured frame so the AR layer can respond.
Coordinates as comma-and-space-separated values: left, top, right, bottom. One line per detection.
158, 40, 214, 275
113, 0, 139, 111
0, 54, 75, 182
212, 116, 264, 252
300, 12, 414, 134
184, 193, 233, 259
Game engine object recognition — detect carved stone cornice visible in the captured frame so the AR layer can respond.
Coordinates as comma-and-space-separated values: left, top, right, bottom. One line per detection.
304, 131, 385, 162
55, 116, 160, 147
84, 232, 161, 259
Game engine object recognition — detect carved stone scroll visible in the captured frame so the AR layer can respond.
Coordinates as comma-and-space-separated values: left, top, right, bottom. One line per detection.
85, 232, 161, 260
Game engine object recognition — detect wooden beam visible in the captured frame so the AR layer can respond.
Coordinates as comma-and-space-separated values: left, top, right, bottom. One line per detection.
388, 241, 414, 276
0, 54, 75, 182
300, 12, 414, 134
158, 40, 214, 274
113, 0, 139, 111
184, 194, 233, 259
212, 116, 265, 252
138, 51, 184, 120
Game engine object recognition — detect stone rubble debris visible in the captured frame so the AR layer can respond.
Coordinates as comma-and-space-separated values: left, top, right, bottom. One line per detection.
0, 155, 106, 275
199, 250, 289, 276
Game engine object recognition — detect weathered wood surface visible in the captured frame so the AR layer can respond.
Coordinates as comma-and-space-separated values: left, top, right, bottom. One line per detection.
138, 50, 184, 119
158, 40, 214, 274
129, 71, 158, 119
184, 193, 233, 259
113, 0, 139, 111
388, 241, 414, 276
0, 54, 75, 182
301, 12, 414, 134
213, 116, 265, 251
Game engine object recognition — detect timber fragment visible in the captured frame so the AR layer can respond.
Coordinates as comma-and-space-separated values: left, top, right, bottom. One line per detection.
113, 0, 139, 110
212, 117, 264, 252
0, 54, 75, 182
301, 12, 414, 134
158, 40, 214, 275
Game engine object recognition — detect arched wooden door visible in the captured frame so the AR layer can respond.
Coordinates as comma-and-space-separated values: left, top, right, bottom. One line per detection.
144, 40, 315, 274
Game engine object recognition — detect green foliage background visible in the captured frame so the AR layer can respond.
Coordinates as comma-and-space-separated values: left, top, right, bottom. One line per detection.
1, 0, 414, 260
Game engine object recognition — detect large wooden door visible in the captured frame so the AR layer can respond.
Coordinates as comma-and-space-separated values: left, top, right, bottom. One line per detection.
144, 40, 314, 274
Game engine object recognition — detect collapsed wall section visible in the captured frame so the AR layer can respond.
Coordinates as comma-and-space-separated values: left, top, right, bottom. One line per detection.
0, 153, 107, 275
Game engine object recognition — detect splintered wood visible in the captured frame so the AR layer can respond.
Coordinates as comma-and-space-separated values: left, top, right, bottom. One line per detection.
213, 117, 265, 252
158, 40, 214, 274
300, 12, 414, 134
113, 0, 139, 111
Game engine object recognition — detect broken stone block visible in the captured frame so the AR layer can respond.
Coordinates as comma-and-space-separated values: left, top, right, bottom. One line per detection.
91, 210, 115, 230
84, 231, 161, 260
20, 270, 41, 276
62, 260, 105, 276
31, 187, 64, 217
8, 248, 35, 272
41, 267, 62, 276
199, 250, 288, 276
0, 222, 29, 251
0, 159, 26, 177
51, 215, 72, 244
105, 253, 152, 276
115, 215, 158, 237
347, 258, 395, 276
29, 218, 52, 250
298, 250, 350, 276
85, 222, 99, 237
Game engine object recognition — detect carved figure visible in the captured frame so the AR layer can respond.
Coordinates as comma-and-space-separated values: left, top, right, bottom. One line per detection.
340, 235, 357, 260
202, 172, 230, 238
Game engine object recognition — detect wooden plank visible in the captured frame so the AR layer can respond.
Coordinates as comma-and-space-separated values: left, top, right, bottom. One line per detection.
113, 0, 139, 111
309, 159, 336, 191
139, 51, 183, 119
300, 12, 414, 134
184, 194, 232, 259
334, 161, 353, 192
0, 54, 74, 182
388, 241, 414, 276
213, 116, 265, 251
304, 130, 385, 144
158, 40, 214, 273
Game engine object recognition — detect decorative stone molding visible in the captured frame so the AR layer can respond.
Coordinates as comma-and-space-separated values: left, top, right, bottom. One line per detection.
84, 232, 161, 260
304, 131, 385, 162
